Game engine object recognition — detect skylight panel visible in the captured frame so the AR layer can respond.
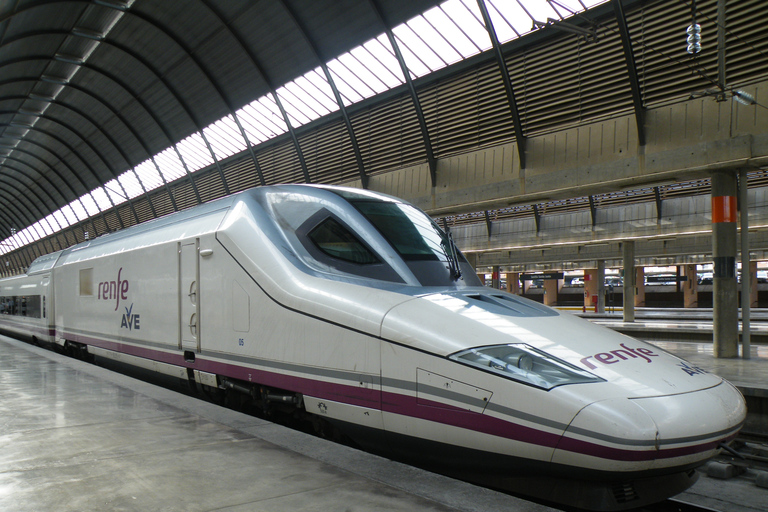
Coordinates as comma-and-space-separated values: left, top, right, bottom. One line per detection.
491, 0, 535, 37
256, 94, 290, 132
36, 219, 53, 236
24, 226, 41, 243
392, 24, 438, 76
519, 0, 560, 25
176, 132, 215, 172
60, 204, 79, 224
103, 179, 128, 206
204, 115, 247, 160
69, 201, 87, 222
293, 71, 338, 113
364, 37, 404, 86
118, 170, 145, 200
283, 79, 333, 118
485, 0, 520, 40
155, 147, 187, 181
443, 0, 491, 52
276, 86, 316, 127
406, 15, 463, 66
80, 193, 101, 217
52, 210, 69, 230
422, 7, 482, 58
44, 213, 62, 231
134, 159, 164, 191
236, 103, 274, 143
328, 56, 377, 101
326, 60, 367, 106
348, 46, 397, 92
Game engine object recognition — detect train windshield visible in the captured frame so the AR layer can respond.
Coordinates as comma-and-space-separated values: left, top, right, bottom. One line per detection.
345, 198, 481, 287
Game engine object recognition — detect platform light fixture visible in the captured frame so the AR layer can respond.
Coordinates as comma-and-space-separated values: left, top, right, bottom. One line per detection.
40, 75, 69, 85
29, 93, 55, 102
54, 53, 85, 65
72, 27, 104, 41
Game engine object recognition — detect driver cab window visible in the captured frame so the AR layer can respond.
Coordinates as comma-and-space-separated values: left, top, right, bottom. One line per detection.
308, 218, 379, 264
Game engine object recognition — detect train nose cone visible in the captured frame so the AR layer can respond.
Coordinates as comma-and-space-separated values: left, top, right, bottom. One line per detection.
552, 381, 746, 473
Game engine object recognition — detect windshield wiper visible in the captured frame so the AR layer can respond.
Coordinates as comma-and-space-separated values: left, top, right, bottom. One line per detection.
444, 229, 463, 280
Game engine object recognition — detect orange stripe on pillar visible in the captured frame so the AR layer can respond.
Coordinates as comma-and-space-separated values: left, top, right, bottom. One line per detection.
711, 196, 737, 223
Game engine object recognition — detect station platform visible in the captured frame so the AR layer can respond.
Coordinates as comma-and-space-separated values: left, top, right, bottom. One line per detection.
0, 334, 556, 512
3, 331, 767, 512
562, 307, 768, 344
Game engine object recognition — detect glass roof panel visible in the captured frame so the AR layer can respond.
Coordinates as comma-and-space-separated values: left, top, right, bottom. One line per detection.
391, 28, 432, 77
398, 20, 448, 72
176, 132, 215, 172
276, 87, 315, 127
37, 220, 53, 236
422, 6, 482, 58
365, 37, 405, 86
134, 159, 164, 191
407, 13, 463, 66
345, 47, 392, 94
442, 0, 491, 52
326, 59, 368, 106
204, 115, 247, 160
118, 170, 145, 200
236, 103, 273, 143
59, 205, 78, 225
155, 147, 187, 181
301, 69, 342, 111
256, 94, 290, 132
283, 78, 334, 119
79, 194, 100, 217
103, 179, 128, 206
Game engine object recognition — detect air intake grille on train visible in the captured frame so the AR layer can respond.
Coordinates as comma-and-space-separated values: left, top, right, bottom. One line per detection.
612, 482, 639, 504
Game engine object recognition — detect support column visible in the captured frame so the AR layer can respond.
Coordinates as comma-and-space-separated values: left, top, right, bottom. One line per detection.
712, 170, 739, 358
683, 264, 698, 308
622, 242, 636, 322
597, 260, 606, 313
491, 266, 501, 289
584, 269, 598, 312
739, 167, 751, 359
749, 262, 758, 307
635, 267, 646, 307
506, 273, 520, 295
543, 278, 558, 307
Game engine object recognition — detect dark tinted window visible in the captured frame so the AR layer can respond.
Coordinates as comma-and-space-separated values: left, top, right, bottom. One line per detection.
308, 217, 380, 264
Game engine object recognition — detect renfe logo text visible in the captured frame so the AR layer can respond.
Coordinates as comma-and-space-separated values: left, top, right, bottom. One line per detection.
99, 267, 129, 311
580, 343, 658, 370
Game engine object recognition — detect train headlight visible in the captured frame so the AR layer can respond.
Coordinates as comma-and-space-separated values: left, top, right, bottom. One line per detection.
449, 344, 602, 390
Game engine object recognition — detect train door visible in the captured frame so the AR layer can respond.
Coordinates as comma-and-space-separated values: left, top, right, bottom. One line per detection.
179, 239, 200, 352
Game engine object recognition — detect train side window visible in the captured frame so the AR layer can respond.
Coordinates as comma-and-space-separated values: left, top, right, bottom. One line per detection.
308, 217, 380, 265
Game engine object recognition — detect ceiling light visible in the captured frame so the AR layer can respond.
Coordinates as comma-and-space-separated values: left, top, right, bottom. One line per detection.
29, 93, 55, 102
72, 27, 104, 40
54, 53, 84, 65
41, 75, 69, 85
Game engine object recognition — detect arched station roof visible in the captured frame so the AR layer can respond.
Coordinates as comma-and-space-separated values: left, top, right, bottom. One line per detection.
1, 0, 767, 274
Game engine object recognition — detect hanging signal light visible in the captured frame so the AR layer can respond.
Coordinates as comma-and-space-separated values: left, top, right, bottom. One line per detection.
686, 23, 701, 54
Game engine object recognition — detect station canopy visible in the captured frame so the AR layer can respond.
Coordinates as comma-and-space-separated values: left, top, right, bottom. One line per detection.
0, 0, 608, 255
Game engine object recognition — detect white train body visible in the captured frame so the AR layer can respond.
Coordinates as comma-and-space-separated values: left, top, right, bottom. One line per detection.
0, 185, 746, 511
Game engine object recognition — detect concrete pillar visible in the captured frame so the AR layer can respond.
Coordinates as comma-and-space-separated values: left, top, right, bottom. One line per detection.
491, 266, 501, 289
596, 261, 606, 313
506, 273, 520, 295
635, 267, 646, 307
584, 269, 598, 312
683, 264, 698, 308
711, 170, 739, 358
623, 241, 635, 322
543, 278, 558, 306
749, 261, 758, 307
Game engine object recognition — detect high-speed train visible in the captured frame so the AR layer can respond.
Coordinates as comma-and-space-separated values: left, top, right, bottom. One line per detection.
0, 184, 746, 511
